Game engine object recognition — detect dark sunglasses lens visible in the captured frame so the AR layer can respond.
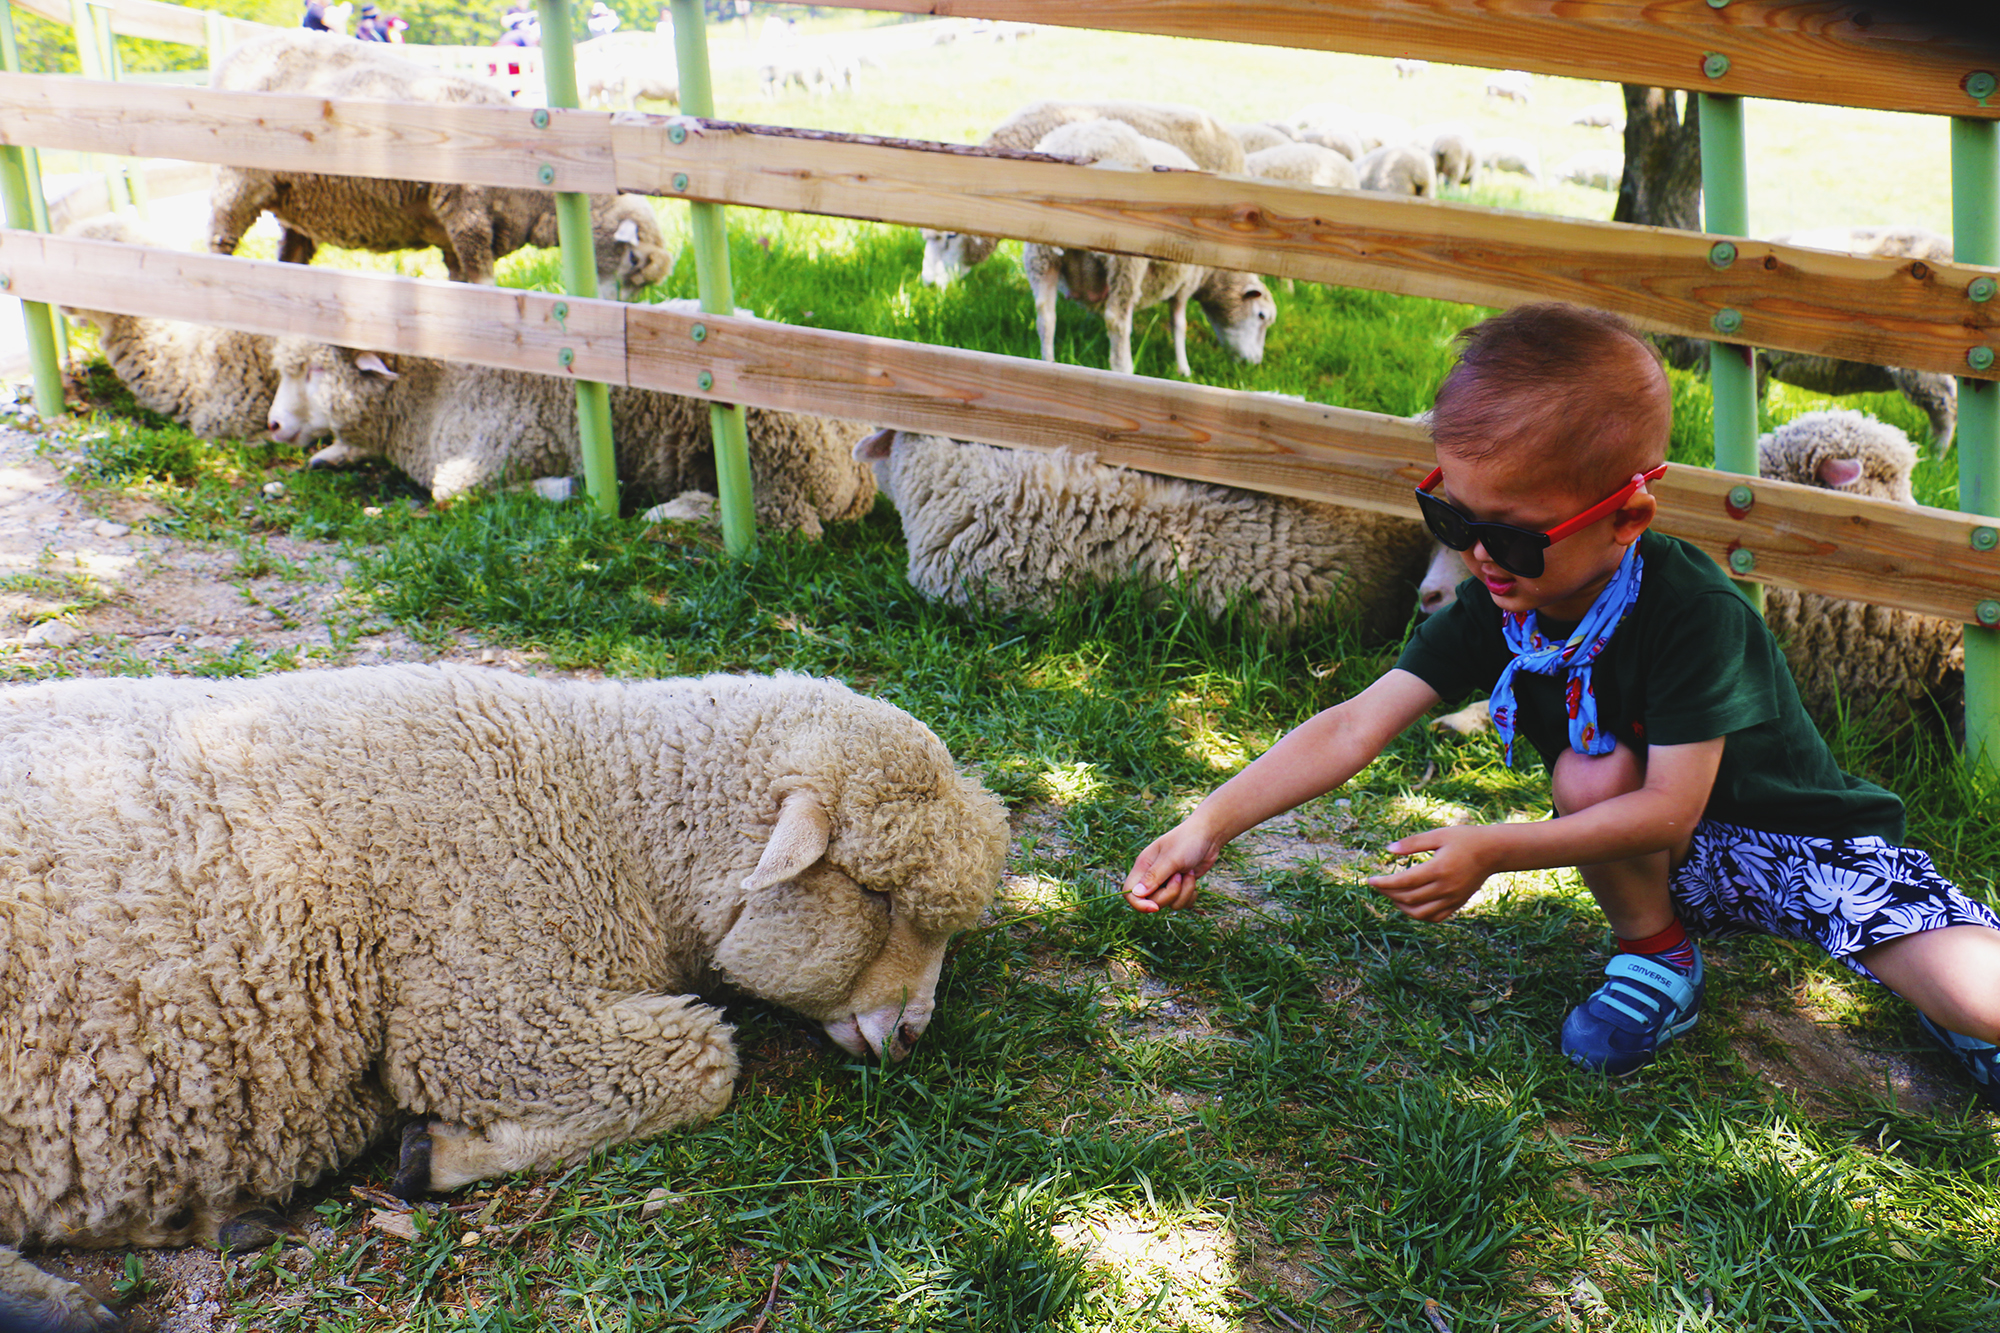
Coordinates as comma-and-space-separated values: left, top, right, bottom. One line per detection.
1483, 533, 1544, 579
1415, 490, 1471, 548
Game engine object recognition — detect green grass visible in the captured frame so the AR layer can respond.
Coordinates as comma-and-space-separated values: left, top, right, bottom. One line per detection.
14, 22, 2000, 1331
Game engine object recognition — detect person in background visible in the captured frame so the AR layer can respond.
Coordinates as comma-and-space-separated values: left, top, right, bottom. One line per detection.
383, 13, 407, 40
301, 0, 331, 30
354, 3, 390, 41
587, 0, 621, 38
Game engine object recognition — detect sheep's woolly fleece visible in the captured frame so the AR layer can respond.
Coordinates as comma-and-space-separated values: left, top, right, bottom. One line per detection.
1756, 408, 1964, 730
862, 430, 1432, 636
0, 664, 1008, 1330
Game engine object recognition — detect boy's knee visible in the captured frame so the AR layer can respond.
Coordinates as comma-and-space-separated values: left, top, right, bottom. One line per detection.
1552, 741, 1646, 817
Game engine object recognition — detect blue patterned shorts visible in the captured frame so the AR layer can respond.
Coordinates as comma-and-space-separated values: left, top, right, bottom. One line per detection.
1670, 821, 2000, 986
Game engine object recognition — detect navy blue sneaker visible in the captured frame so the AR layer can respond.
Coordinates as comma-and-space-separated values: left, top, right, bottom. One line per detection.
1914, 1012, 2000, 1112
1561, 946, 1705, 1076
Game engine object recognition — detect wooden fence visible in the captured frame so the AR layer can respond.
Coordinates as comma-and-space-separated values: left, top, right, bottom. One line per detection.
0, 0, 1996, 721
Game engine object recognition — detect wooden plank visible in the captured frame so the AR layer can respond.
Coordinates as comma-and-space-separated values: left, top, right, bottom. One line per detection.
810, 0, 2000, 121
626, 304, 2000, 623
0, 229, 627, 383
9, 0, 214, 46
613, 119, 2000, 383
0, 76, 616, 193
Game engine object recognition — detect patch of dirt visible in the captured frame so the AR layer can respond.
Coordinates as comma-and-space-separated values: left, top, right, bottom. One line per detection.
1728, 1000, 1961, 1118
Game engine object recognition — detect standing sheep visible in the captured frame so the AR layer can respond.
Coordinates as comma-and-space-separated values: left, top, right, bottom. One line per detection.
1415, 123, 1478, 187
857, 429, 1434, 637
1484, 69, 1533, 105
0, 664, 1010, 1331
1757, 409, 1964, 733
60, 218, 277, 442
1477, 137, 1544, 184
1020, 120, 1276, 377
266, 328, 876, 536
1354, 143, 1437, 197
1228, 121, 1295, 156
1554, 148, 1622, 191
1243, 141, 1359, 190
919, 98, 1246, 286
208, 31, 674, 300
1759, 226, 1959, 449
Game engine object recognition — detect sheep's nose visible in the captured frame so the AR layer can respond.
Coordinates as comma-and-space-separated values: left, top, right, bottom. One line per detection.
1420, 587, 1449, 614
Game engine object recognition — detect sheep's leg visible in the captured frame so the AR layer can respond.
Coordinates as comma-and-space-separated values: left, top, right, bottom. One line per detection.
1026, 246, 1061, 363
388, 991, 737, 1194
208, 168, 276, 255
277, 227, 318, 266
1102, 258, 1146, 376
0, 1246, 117, 1332
1169, 289, 1192, 378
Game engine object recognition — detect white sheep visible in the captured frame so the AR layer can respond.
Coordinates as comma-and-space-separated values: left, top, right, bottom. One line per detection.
919, 99, 1246, 286
265, 328, 876, 536
208, 31, 674, 300
1757, 409, 1964, 733
1228, 121, 1295, 155
1477, 137, 1544, 183
1554, 148, 1622, 190
1569, 101, 1623, 129
1355, 143, 1437, 197
857, 429, 1434, 637
1760, 226, 1959, 449
0, 664, 1010, 1331
1393, 57, 1430, 79
1414, 122, 1478, 187
60, 216, 277, 442
1243, 141, 1359, 190
575, 33, 680, 108
1020, 119, 1276, 377
1484, 69, 1533, 105
1294, 121, 1365, 163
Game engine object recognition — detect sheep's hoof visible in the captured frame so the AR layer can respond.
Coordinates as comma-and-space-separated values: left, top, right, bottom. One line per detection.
391, 1120, 433, 1200
217, 1206, 295, 1253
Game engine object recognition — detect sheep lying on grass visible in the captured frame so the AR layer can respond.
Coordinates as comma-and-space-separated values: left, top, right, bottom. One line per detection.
267, 325, 875, 535
209, 31, 673, 300
857, 429, 1433, 637
0, 664, 1009, 1332
61, 216, 277, 442
1757, 409, 1964, 735
1760, 226, 1959, 449
919, 98, 1245, 286
1022, 120, 1276, 376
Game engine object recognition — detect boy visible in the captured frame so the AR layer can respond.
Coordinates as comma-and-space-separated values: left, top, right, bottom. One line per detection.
1123, 304, 2000, 1104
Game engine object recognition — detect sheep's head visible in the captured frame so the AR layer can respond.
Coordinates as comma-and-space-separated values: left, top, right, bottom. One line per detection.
589, 198, 675, 300
267, 338, 396, 464
708, 699, 1009, 1062
1756, 408, 1917, 504
1194, 271, 1278, 364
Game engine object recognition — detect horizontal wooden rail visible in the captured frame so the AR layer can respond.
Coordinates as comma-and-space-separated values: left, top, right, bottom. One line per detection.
10, 0, 269, 50
4, 229, 1993, 623
810, 0, 2000, 121
0, 79, 1993, 381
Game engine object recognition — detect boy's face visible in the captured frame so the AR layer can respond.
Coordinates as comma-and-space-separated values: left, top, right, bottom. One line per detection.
1433, 446, 1656, 622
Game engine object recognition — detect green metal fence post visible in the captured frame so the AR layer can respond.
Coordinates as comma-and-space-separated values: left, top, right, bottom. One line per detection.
1952, 115, 1998, 770
1697, 90, 1762, 610
669, 0, 755, 558
0, 0, 66, 420
536, 0, 618, 517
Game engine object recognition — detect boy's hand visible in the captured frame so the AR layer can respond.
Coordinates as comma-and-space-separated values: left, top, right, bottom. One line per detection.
1365, 824, 1499, 923
1123, 822, 1223, 912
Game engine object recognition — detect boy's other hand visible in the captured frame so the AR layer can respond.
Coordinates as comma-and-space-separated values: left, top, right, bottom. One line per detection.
1123, 823, 1222, 912
1364, 824, 1499, 923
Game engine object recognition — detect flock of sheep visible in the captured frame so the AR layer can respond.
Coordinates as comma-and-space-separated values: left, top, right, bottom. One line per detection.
0, 31, 1976, 1326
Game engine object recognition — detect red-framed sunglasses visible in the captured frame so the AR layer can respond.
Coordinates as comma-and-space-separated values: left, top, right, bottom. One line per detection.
1414, 462, 1669, 579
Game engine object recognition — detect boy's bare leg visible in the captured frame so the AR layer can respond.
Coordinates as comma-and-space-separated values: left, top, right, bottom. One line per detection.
1854, 925, 2000, 1044
1550, 742, 1691, 936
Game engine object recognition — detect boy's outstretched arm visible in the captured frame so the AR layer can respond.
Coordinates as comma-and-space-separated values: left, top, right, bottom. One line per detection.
1124, 669, 1442, 911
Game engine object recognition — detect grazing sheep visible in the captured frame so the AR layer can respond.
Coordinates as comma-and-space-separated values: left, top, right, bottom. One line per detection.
1021, 120, 1276, 376
1569, 101, 1623, 129
265, 329, 876, 535
0, 664, 1010, 1331
1355, 143, 1437, 197
1294, 121, 1365, 163
60, 216, 277, 442
919, 99, 1246, 286
1757, 409, 1964, 732
1228, 121, 1295, 155
575, 33, 679, 108
1484, 69, 1533, 105
1415, 122, 1479, 187
1243, 141, 1359, 190
1554, 148, 1622, 190
1393, 57, 1430, 79
1759, 226, 1959, 449
857, 429, 1433, 637
1477, 136, 1544, 183
208, 31, 673, 300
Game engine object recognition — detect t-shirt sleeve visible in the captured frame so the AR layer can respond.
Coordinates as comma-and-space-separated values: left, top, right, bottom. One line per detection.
1638, 586, 1785, 746
1394, 581, 1506, 705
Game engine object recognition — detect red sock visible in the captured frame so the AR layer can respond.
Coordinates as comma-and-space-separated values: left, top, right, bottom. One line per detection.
1618, 919, 1697, 973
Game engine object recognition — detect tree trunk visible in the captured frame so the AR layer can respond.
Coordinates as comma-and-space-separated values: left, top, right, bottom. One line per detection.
1614, 86, 1708, 368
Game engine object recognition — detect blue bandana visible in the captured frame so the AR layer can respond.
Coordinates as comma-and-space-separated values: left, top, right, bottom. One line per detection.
1489, 544, 1645, 766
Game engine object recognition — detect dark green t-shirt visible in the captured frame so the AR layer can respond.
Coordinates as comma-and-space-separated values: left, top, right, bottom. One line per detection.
1394, 530, 1905, 842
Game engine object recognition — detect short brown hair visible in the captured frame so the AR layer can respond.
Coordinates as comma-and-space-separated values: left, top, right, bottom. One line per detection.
1430, 304, 1671, 498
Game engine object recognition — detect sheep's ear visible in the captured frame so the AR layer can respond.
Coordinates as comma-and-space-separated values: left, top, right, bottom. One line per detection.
744, 788, 830, 891
855, 428, 896, 462
613, 217, 641, 247
354, 352, 400, 381
1819, 457, 1864, 488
